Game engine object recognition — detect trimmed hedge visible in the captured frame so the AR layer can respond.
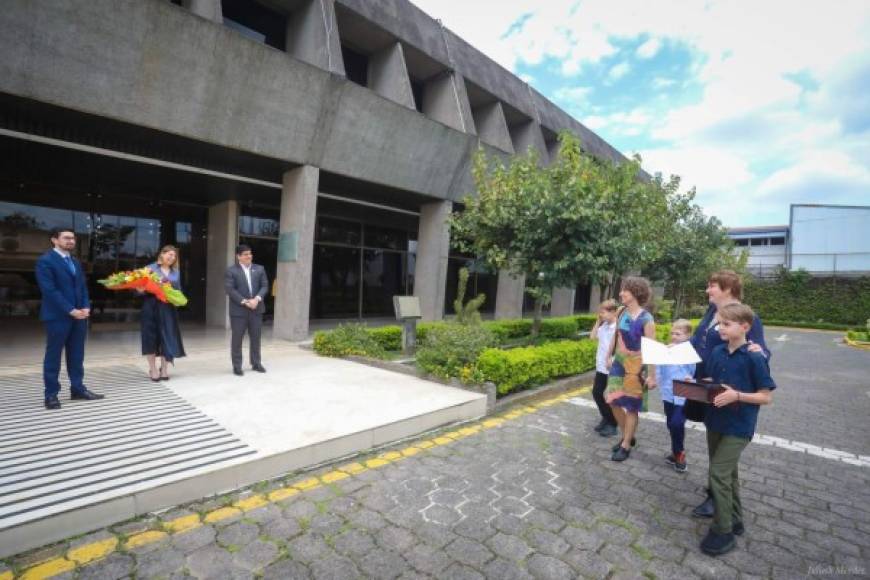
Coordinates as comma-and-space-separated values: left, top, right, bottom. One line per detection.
477, 340, 597, 395
744, 273, 870, 326
312, 324, 386, 359
846, 330, 870, 342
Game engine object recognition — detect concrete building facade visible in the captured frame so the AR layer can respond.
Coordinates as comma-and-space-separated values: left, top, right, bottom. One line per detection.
0, 0, 624, 338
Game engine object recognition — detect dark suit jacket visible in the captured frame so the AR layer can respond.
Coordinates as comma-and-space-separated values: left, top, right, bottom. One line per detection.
225, 263, 269, 317
35, 250, 90, 321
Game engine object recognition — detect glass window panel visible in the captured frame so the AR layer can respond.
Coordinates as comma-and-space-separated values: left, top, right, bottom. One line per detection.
136, 218, 161, 264
310, 245, 361, 318
316, 217, 361, 246
176, 222, 192, 245
364, 224, 407, 250
769, 237, 785, 246
362, 250, 406, 317
238, 216, 279, 238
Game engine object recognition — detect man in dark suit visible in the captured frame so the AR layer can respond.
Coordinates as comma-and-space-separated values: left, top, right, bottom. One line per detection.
225, 244, 269, 376
35, 227, 105, 409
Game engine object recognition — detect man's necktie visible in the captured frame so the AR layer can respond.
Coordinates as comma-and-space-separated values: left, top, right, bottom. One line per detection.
63, 255, 76, 275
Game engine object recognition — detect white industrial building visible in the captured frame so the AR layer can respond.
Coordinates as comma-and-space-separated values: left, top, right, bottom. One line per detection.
728, 204, 870, 277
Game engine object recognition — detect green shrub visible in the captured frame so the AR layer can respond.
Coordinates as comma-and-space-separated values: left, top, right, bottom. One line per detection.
313, 324, 386, 359
482, 319, 533, 340
477, 339, 597, 395
652, 299, 674, 323
847, 330, 870, 342
368, 326, 402, 351
744, 272, 870, 326
415, 323, 496, 380
575, 314, 598, 332
539, 316, 579, 339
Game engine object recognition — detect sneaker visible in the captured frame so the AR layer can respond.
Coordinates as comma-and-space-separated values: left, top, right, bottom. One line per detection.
664, 453, 676, 465
598, 423, 618, 437
700, 529, 735, 556
673, 452, 687, 473
732, 521, 745, 536
611, 438, 636, 453
593, 418, 608, 432
611, 446, 631, 462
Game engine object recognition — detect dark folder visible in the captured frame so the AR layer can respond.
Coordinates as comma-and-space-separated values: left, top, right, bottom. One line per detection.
673, 379, 727, 404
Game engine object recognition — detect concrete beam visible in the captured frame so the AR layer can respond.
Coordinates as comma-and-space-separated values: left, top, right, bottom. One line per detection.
473, 102, 514, 154
368, 42, 416, 110
414, 200, 452, 321
510, 120, 548, 163
494, 271, 524, 320
183, 0, 222, 23
286, 0, 345, 76
274, 166, 319, 341
422, 71, 475, 134
550, 287, 575, 317
205, 200, 239, 329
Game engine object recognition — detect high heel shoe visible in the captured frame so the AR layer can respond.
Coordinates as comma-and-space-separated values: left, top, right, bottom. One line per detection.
149, 370, 161, 382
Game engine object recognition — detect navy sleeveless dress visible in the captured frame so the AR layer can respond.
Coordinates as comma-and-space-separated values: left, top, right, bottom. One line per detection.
140, 263, 186, 362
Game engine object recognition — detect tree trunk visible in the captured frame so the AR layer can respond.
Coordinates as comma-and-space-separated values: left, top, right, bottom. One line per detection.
531, 297, 544, 337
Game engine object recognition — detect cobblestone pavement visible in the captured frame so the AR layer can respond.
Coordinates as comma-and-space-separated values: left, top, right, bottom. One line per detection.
6, 380, 869, 580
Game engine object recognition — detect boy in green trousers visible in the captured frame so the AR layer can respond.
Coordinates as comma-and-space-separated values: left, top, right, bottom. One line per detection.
701, 303, 776, 556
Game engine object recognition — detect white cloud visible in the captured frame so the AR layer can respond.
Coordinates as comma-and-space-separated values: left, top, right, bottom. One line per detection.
636, 37, 661, 59
607, 61, 630, 81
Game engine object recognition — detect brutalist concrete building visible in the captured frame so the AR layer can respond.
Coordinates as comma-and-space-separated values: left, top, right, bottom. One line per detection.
0, 0, 628, 339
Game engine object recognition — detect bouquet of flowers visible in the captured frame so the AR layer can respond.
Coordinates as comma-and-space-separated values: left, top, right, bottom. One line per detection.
98, 268, 188, 307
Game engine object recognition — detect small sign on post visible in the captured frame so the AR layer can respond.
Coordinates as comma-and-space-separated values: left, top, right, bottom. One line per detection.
393, 296, 422, 355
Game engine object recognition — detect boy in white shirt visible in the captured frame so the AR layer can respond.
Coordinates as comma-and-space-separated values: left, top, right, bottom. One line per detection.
655, 319, 696, 472
590, 300, 619, 437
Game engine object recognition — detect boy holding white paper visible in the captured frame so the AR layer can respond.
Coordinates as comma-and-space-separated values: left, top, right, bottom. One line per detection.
653, 319, 696, 472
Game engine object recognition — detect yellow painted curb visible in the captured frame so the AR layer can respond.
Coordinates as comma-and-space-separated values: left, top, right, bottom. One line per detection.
268, 487, 300, 502
320, 470, 350, 484
378, 451, 403, 462
234, 495, 269, 512
124, 530, 168, 550
416, 440, 436, 449
19, 558, 75, 580
0, 571, 14, 580
292, 478, 321, 491
845, 337, 870, 351
364, 458, 390, 469
163, 514, 201, 534
203, 507, 241, 524
337, 462, 367, 475
67, 537, 118, 565
432, 437, 453, 445
482, 418, 505, 428
401, 446, 422, 457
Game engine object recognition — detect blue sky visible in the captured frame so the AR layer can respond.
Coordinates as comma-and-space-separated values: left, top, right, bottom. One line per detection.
410, 0, 870, 227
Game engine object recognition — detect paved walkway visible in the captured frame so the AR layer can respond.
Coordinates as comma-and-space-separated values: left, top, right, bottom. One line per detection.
3, 328, 869, 579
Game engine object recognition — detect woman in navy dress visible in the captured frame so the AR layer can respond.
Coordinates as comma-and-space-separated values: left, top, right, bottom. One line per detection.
141, 245, 186, 381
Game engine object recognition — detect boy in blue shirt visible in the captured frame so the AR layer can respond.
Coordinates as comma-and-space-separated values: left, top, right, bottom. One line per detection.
654, 319, 696, 473
701, 303, 776, 556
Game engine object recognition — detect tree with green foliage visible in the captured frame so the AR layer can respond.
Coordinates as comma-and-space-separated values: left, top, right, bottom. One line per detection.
452, 133, 613, 335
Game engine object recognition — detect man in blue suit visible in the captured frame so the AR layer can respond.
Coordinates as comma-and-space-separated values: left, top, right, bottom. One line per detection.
35, 227, 104, 409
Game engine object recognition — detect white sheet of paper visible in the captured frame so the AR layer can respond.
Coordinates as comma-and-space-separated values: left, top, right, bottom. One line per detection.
641, 337, 702, 365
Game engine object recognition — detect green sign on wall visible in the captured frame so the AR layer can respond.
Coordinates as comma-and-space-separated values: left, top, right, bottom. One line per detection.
278, 232, 299, 262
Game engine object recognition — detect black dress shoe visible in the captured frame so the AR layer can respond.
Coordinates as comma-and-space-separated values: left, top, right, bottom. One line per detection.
45, 397, 61, 410
732, 521, 745, 536
233, 368, 244, 376
71, 389, 105, 401
611, 438, 636, 453
593, 418, 608, 432
693, 496, 715, 518
252, 364, 266, 373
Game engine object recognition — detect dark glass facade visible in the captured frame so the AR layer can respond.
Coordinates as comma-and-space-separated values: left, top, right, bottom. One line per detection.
0, 193, 207, 323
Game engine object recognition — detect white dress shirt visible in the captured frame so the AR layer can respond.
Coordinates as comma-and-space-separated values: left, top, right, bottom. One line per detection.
241, 264, 254, 297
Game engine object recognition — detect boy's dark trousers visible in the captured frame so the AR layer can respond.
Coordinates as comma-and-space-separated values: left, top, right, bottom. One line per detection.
707, 430, 750, 533
592, 372, 617, 426
663, 401, 686, 454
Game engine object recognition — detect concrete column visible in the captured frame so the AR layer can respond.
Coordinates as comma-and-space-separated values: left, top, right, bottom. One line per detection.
510, 120, 548, 163
183, 0, 222, 23
422, 72, 476, 134
274, 166, 319, 341
205, 200, 238, 329
414, 200, 452, 321
546, 139, 561, 163
494, 271, 524, 320
588, 284, 603, 312
285, 0, 345, 75
550, 287, 576, 317
368, 42, 416, 110
473, 102, 514, 153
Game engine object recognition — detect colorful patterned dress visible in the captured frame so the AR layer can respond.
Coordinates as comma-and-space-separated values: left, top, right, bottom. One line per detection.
605, 309, 654, 412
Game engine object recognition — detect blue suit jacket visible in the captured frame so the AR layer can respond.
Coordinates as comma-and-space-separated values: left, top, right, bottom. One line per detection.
35, 250, 90, 321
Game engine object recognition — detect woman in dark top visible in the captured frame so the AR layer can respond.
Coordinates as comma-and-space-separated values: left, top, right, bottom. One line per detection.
690, 270, 770, 378
689, 269, 770, 518
141, 245, 186, 381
